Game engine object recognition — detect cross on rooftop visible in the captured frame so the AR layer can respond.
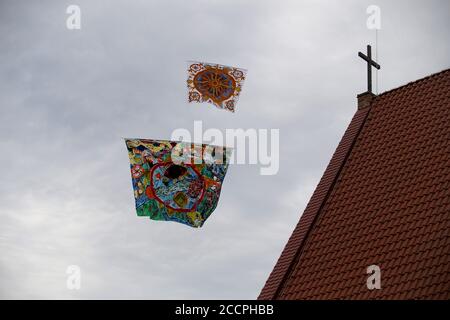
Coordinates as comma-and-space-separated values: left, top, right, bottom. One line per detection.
358, 45, 380, 93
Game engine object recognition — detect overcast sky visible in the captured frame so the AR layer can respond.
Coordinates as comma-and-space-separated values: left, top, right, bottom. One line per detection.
0, 0, 448, 299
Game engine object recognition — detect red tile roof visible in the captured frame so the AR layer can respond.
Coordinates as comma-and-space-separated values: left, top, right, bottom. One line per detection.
259, 69, 450, 300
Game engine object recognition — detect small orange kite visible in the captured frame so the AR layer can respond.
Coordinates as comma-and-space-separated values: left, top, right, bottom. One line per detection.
187, 61, 247, 113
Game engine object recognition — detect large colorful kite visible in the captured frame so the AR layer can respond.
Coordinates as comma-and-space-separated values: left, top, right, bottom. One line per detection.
125, 138, 231, 228
187, 61, 247, 112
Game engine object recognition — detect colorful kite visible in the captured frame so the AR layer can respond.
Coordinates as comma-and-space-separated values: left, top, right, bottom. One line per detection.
187, 61, 247, 112
125, 138, 231, 228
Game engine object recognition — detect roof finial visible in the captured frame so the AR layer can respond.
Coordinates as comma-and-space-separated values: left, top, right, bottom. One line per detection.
358, 45, 380, 93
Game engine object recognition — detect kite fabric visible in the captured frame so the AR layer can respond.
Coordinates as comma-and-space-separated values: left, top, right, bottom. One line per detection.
125, 138, 231, 228
187, 61, 247, 113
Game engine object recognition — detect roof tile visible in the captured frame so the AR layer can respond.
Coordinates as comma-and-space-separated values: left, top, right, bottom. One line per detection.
258, 69, 450, 300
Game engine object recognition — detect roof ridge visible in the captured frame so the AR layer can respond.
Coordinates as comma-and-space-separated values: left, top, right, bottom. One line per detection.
258, 106, 373, 299
377, 68, 449, 98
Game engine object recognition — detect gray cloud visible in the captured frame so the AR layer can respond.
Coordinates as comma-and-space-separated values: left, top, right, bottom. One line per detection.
0, 0, 448, 299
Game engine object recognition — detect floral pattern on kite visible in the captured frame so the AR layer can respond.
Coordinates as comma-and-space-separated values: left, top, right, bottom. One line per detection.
125, 138, 231, 228
187, 61, 247, 112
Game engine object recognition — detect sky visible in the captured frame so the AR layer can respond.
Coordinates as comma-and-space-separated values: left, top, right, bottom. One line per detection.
0, 0, 448, 299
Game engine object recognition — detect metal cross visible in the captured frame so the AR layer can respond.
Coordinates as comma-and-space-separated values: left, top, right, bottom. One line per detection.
358, 45, 380, 93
